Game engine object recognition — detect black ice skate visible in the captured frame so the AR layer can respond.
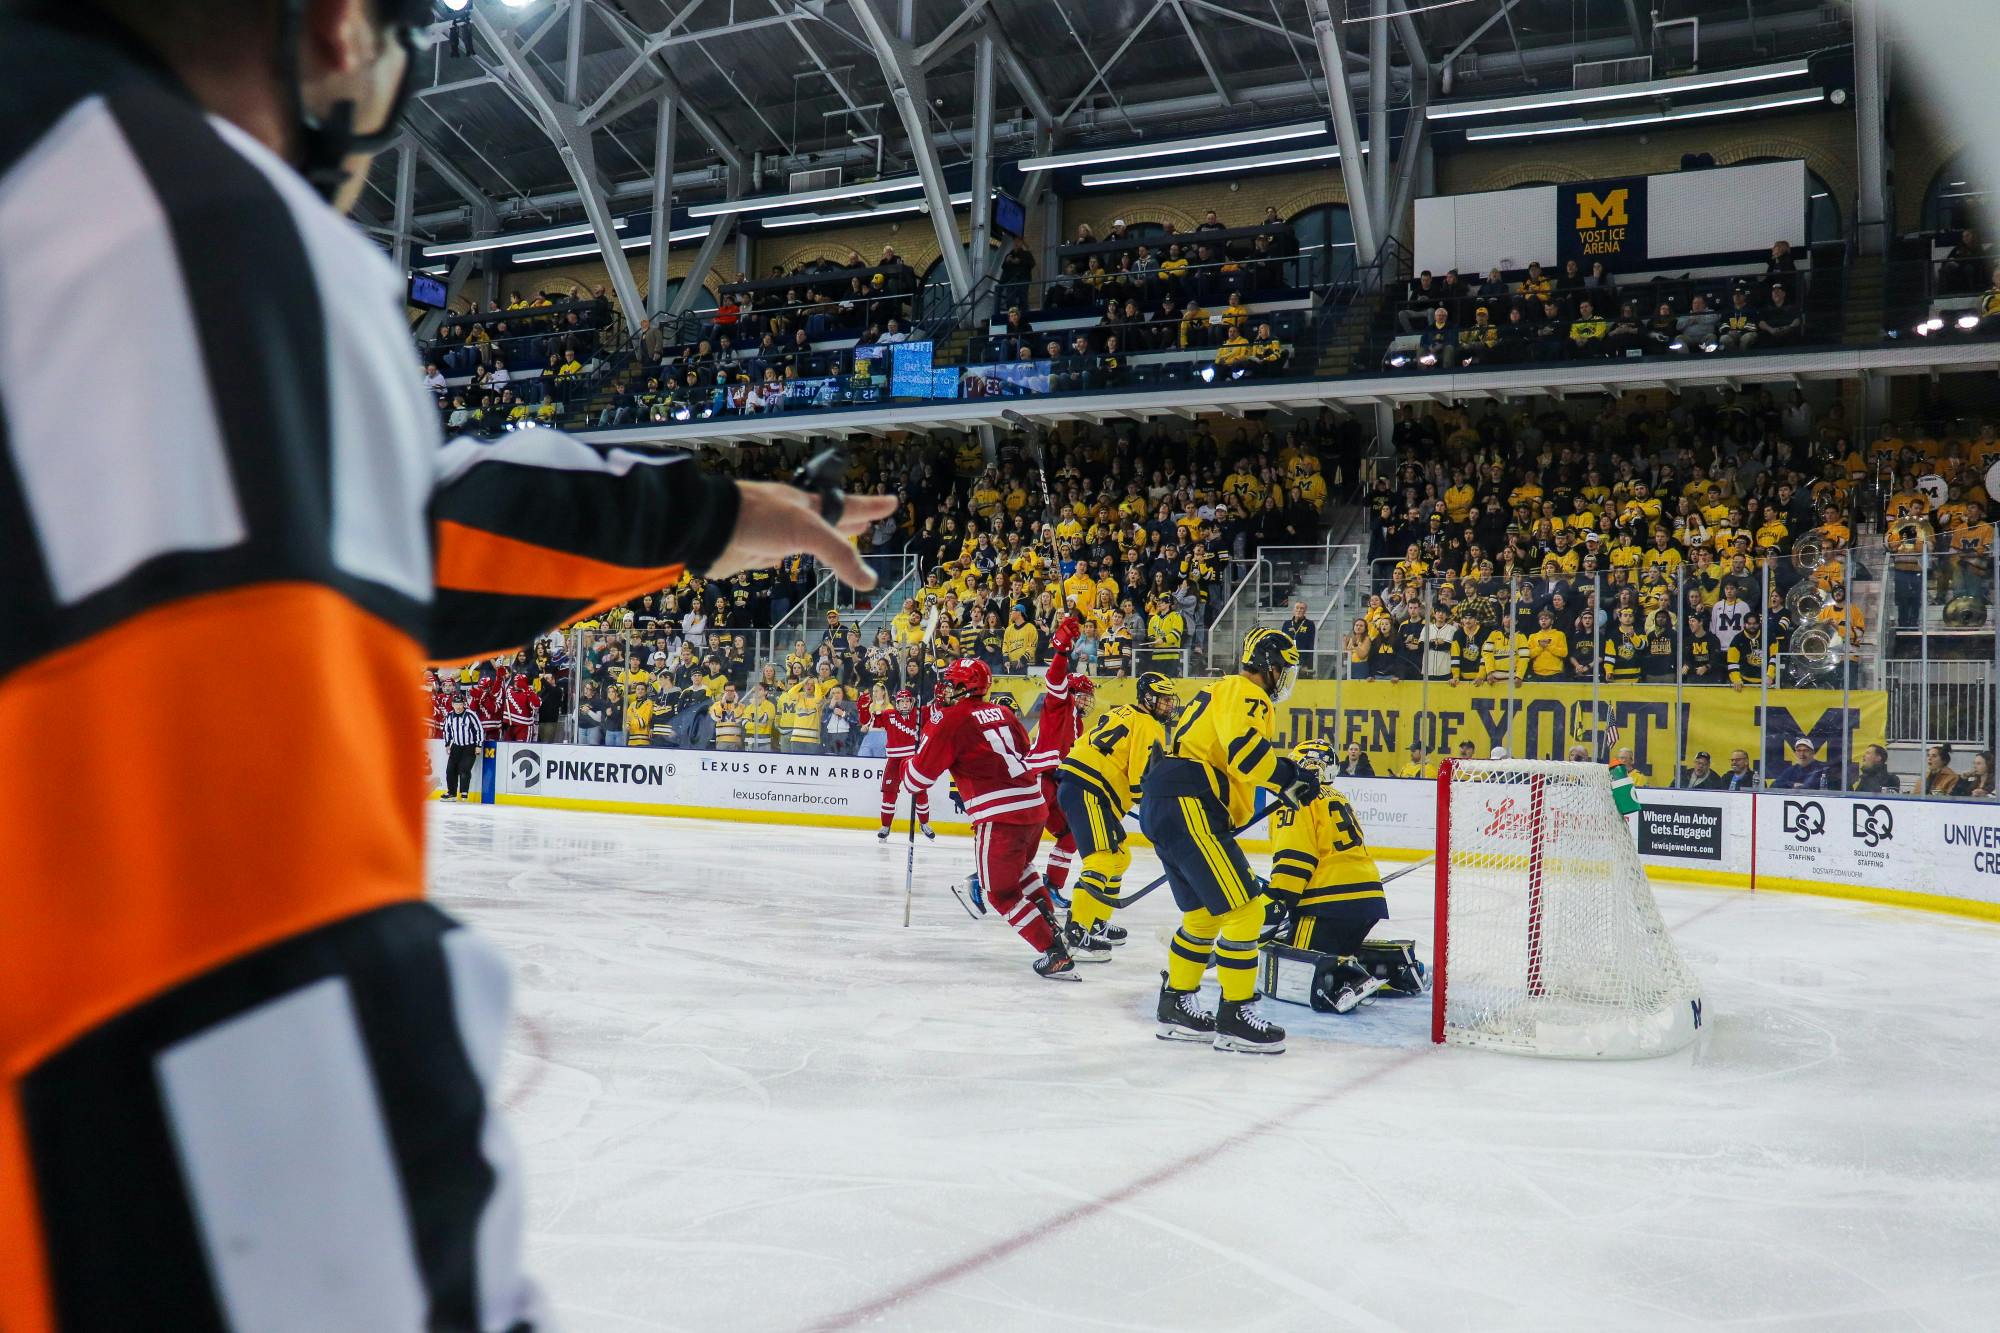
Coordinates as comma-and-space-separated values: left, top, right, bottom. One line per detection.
1062, 920, 1113, 963
1089, 921, 1128, 947
876, 827, 891, 841
1034, 936, 1081, 981
1156, 971, 1215, 1041
920, 823, 936, 840
1213, 997, 1286, 1054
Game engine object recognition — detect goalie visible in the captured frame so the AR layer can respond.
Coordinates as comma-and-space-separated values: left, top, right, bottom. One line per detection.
1259, 740, 1426, 1013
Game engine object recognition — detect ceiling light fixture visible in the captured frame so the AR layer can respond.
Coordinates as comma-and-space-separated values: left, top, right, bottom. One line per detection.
1463, 89, 1826, 142
1429, 58, 1811, 120
759, 193, 975, 229
687, 175, 927, 218
422, 218, 627, 258
509, 226, 712, 264
1081, 143, 1349, 188
1017, 121, 1329, 172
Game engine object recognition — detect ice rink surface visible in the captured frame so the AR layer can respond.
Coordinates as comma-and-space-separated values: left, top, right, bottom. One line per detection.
429, 805, 2000, 1333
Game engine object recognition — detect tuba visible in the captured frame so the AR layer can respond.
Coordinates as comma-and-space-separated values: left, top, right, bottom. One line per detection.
1789, 529, 1828, 574
1787, 622, 1841, 684
1784, 577, 1829, 621
1888, 516, 1936, 553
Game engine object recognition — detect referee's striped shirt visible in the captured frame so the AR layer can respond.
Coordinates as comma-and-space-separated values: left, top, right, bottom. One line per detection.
0, 9, 746, 1331
441, 711, 485, 748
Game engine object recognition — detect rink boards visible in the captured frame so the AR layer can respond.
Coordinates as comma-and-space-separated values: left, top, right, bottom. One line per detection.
427, 741, 2000, 921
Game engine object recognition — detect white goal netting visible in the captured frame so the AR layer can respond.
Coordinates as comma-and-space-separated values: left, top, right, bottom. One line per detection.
1435, 759, 1703, 1059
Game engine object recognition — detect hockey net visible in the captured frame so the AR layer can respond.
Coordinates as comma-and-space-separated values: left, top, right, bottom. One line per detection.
1433, 759, 1702, 1059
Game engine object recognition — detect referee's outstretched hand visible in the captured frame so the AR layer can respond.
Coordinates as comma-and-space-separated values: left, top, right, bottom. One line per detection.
708, 482, 898, 590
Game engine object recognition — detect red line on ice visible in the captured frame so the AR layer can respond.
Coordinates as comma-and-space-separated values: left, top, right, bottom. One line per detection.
806, 1048, 1424, 1331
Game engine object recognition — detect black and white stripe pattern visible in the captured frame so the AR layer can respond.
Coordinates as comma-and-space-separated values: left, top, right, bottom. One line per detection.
441, 712, 485, 748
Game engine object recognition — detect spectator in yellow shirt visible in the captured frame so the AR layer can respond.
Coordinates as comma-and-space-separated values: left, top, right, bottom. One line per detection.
1002, 608, 1041, 671
1525, 609, 1568, 678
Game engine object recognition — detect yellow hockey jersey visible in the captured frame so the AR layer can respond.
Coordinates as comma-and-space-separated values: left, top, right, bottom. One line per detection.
1268, 785, 1386, 911
1165, 673, 1282, 825
1059, 703, 1168, 817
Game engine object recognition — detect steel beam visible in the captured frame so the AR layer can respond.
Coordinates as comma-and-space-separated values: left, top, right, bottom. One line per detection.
563, 0, 585, 104
1368, 0, 1390, 227
648, 94, 678, 317
1388, 0, 1430, 84
472, 10, 648, 331
846, 0, 976, 302
1182, 0, 1315, 50
586, 0, 748, 175
1309, 0, 1378, 266
391, 139, 417, 277
1441, 0, 1525, 72
1383, 80, 1427, 249
965, 36, 997, 276
992, 32, 1056, 130
669, 168, 738, 318
915, 0, 989, 67
1854, 0, 1888, 255
1057, 0, 1167, 125
1170, 2, 1233, 107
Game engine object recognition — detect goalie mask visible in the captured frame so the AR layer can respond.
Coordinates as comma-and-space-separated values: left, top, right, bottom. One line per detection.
1293, 738, 1335, 775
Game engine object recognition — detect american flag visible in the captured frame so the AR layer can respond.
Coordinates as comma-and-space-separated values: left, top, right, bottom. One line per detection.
1602, 722, 1620, 765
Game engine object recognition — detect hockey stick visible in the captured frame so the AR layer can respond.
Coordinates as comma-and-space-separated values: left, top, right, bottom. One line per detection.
1001, 409, 1068, 633
900, 603, 946, 928
1380, 853, 1436, 886
1105, 800, 1284, 910
902, 786, 919, 929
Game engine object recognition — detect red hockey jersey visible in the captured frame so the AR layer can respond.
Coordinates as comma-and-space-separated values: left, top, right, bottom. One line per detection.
905, 698, 1046, 825
882, 708, 922, 759
1029, 646, 1084, 772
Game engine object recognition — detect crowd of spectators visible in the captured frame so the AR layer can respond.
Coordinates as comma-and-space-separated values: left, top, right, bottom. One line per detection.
983, 208, 1304, 382
418, 291, 619, 434
1387, 241, 1812, 371
1351, 392, 1996, 692
426, 414, 1351, 750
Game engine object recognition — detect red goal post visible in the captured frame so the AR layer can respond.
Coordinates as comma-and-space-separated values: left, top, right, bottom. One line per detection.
1432, 758, 1703, 1059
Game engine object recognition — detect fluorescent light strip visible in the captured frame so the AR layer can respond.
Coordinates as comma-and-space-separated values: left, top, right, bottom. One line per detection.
759, 194, 975, 230
422, 218, 627, 258
1081, 143, 1347, 188
687, 175, 927, 218
1464, 89, 1826, 142
1018, 121, 1327, 172
1429, 58, 1810, 120
510, 227, 711, 264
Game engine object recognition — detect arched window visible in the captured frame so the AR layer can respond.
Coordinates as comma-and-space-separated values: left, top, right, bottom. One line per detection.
1125, 220, 1168, 242
654, 277, 716, 316
1285, 204, 1354, 287
1923, 151, 1989, 235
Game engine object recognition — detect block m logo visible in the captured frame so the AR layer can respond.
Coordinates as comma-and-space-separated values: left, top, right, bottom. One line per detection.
1575, 188, 1630, 230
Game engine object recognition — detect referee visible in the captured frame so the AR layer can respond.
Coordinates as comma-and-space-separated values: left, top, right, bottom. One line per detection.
439, 695, 483, 802
0, 2, 894, 1328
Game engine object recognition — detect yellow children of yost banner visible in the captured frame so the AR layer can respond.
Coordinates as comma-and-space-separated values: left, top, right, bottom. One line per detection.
991, 675, 1888, 786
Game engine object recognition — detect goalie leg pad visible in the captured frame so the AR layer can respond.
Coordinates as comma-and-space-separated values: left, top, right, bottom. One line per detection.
1354, 939, 1429, 995
1258, 944, 1386, 1013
